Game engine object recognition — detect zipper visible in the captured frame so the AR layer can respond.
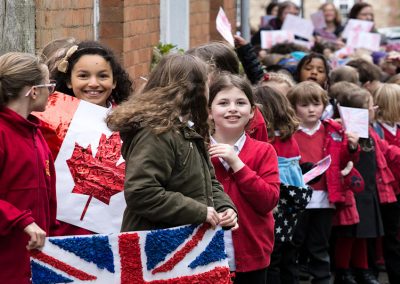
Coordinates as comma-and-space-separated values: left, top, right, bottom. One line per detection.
183, 142, 193, 165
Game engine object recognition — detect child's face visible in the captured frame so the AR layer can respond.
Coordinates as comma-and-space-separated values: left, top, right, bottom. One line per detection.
295, 101, 324, 128
67, 55, 116, 107
210, 87, 254, 134
367, 95, 375, 123
299, 58, 327, 87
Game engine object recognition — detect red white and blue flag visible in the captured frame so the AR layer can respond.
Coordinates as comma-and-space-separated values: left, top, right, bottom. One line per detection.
30, 224, 231, 284
34, 93, 126, 233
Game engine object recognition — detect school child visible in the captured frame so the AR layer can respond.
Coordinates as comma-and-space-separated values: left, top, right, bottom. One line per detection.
48, 40, 134, 236
329, 66, 360, 86
337, 86, 400, 284
346, 58, 383, 95
106, 54, 237, 231
287, 81, 359, 284
55, 40, 133, 107
373, 83, 400, 147
208, 72, 280, 284
0, 52, 58, 283
255, 85, 312, 284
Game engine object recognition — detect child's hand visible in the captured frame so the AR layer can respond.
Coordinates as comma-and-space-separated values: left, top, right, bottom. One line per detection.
209, 144, 244, 172
206, 207, 220, 229
218, 208, 239, 230
346, 131, 359, 151
24, 222, 46, 250
233, 35, 248, 47
341, 161, 353, 176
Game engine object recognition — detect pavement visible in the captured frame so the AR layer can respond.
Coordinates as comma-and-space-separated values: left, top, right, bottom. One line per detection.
299, 271, 389, 284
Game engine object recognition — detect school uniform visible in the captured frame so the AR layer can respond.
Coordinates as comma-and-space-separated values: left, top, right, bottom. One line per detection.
0, 107, 58, 284
211, 133, 280, 283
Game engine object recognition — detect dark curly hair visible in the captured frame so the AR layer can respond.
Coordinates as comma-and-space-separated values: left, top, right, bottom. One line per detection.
55, 40, 133, 105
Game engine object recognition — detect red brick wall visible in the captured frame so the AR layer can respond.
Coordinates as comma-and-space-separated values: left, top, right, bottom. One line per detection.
35, 0, 94, 50
209, 0, 236, 43
190, 0, 210, 47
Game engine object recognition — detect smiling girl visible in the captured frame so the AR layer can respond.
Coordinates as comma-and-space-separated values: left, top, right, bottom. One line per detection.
208, 72, 280, 284
55, 40, 133, 107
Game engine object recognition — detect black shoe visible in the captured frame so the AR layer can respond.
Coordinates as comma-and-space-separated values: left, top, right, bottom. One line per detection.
354, 269, 380, 284
334, 269, 357, 284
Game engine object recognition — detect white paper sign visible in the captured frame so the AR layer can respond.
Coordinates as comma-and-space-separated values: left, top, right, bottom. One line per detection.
282, 14, 314, 40
260, 30, 294, 49
338, 105, 369, 138
342, 19, 373, 39
310, 11, 327, 30
303, 155, 332, 184
216, 7, 234, 46
346, 31, 381, 51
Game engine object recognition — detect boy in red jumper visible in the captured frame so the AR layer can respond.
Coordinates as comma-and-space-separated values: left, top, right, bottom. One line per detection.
287, 81, 359, 284
0, 52, 58, 284
208, 72, 280, 284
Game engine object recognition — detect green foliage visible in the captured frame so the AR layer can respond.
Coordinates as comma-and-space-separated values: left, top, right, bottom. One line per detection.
151, 42, 184, 71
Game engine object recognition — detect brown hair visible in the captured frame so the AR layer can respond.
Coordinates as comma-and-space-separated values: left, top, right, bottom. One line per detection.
387, 73, 400, 85
335, 85, 371, 109
374, 83, 400, 123
330, 66, 360, 86
0, 52, 45, 107
255, 85, 299, 141
287, 81, 329, 109
106, 53, 209, 139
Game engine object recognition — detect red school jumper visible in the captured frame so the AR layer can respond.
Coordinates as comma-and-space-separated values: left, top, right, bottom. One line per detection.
0, 107, 58, 284
212, 134, 280, 272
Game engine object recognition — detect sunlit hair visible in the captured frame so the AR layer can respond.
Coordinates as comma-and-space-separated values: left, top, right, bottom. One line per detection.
330, 66, 359, 86
319, 3, 342, 27
185, 42, 240, 74
346, 58, 382, 84
40, 37, 80, 80
374, 83, 400, 123
387, 73, 400, 85
55, 40, 133, 105
106, 53, 209, 139
287, 81, 329, 109
209, 71, 254, 104
0, 52, 45, 107
254, 85, 299, 141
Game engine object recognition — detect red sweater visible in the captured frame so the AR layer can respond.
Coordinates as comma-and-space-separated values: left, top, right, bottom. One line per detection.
380, 123, 400, 148
294, 120, 358, 203
0, 107, 58, 284
247, 107, 268, 142
212, 135, 280, 272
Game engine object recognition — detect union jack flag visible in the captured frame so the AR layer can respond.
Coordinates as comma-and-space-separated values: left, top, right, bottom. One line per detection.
30, 224, 231, 284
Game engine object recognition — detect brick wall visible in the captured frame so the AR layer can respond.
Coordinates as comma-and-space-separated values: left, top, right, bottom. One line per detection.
35, 0, 94, 50
190, 0, 210, 47
209, 0, 237, 43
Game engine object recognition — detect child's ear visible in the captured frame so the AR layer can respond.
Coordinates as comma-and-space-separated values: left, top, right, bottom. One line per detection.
112, 80, 116, 90
249, 105, 256, 119
66, 80, 72, 89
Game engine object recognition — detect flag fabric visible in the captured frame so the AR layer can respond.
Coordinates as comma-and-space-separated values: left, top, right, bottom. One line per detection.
30, 224, 231, 284
34, 93, 126, 234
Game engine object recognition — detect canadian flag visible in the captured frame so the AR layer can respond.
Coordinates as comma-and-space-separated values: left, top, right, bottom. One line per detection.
34, 92, 126, 234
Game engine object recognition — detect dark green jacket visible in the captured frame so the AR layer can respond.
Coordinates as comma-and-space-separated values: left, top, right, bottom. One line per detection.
120, 126, 236, 231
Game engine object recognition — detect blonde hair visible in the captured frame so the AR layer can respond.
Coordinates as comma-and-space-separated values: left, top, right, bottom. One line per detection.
287, 81, 329, 109
374, 83, 400, 123
0, 52, 45, 107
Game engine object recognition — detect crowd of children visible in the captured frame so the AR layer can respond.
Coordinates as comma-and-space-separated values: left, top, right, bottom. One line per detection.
2, 1, 400, 284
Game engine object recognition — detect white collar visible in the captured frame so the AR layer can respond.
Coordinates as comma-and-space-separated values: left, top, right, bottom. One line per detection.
381, 122, 398, 136
179, 116, 194, 128
211, 133, 247, 171
299, 120, 322, 136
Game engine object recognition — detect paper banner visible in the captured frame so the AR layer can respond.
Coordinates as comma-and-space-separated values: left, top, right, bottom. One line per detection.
303, 155, 332, 184
282, 14, 314, 40
338, 105, 369, 138
30, 224, 231, 284
260, 30, 294, 49
216, 7, 234, 46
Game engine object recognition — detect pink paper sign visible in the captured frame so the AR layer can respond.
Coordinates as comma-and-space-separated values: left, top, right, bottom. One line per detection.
342, 19, 373, 39
311, 11, 327, 30
260, 30, 294, 49
282, 14, 314, 40
303, 155, 332, 184
216, 7, 234, 46
346, 31, 381, 52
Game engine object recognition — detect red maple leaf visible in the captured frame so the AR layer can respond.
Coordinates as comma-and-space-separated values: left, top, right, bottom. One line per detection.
66, 133, 125, 220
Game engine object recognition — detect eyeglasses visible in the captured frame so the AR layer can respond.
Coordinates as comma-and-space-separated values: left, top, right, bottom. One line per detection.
25, 81, 56, 96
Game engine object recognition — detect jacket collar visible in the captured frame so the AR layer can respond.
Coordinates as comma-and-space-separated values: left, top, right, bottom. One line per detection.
0, 107, 41, 136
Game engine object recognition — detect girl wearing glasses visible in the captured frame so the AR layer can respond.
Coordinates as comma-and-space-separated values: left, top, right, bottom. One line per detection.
0, 52, 57, 284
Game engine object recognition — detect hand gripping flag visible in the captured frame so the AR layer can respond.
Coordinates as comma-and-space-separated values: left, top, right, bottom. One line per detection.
30, 224, 231, 284
34, 92, 126, 233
